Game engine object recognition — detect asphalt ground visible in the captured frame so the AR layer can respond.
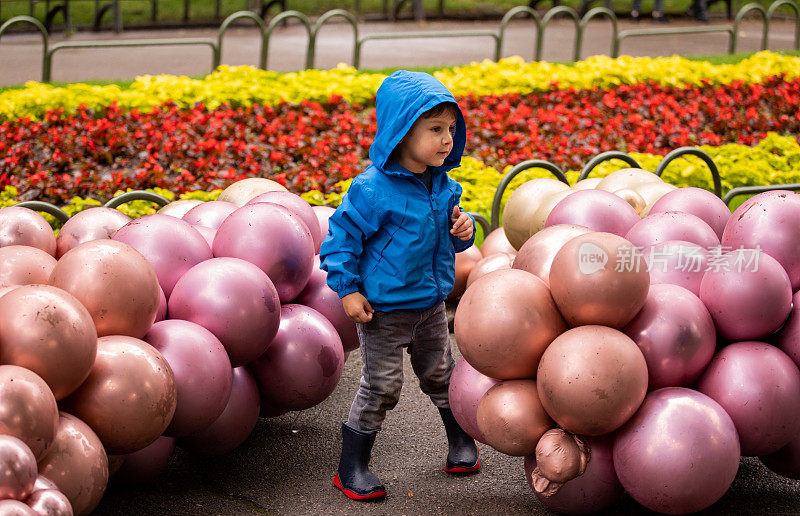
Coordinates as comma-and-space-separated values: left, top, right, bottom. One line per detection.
95, 327, 800, 515
1, 16, 800, 86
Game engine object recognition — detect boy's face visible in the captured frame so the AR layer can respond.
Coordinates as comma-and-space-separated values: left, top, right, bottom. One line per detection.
396, 111, 457, 174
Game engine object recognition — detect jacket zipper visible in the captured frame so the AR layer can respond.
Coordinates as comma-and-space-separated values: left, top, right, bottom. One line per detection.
413, 175, 443, 298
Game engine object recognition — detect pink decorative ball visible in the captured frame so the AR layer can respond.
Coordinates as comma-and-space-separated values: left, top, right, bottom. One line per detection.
213, 203, 314, 303
167, 257, 281, 367
699, 249, 792, 341
649, 187, 730, 240
722, 190, 800, 291
625, 211, 720, 250
545, 190, 640, 237
250, 304, 344, 411
113, 214, 212, 298
698, 341, 800, 456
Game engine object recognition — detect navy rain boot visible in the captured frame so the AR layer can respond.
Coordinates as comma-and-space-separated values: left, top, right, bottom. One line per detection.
438, 408, 480, 474
333, 422, 387, 500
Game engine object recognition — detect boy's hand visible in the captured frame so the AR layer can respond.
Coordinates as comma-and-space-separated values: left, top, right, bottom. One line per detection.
342, 292, 374, 323
450, 206, 473, 241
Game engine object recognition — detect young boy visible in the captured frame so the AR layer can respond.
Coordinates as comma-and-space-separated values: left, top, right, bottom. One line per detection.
319, 70, 479, 501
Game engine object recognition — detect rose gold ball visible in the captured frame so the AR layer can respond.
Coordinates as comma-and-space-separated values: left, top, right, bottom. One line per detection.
25, 489, 73, 516
513, 224, 593, 286
48, 239, 160, 339
156, 199, 203, 218
0, 365, 58, 462
0, 207, 56, 257
571, 177, 602, 191
0, 246, 56, 288
549, 232, 649, 328
636, 182, 678, 217
217, 178, 287, 207
613, 188, 646, 215
529, 190, 574, 237
0, 286, 97, 400
0, 435, 37, 501
61, 336, 177, 455
0, 500, 37, 515
503, 179, 571, 250
55, 207, 131, 259
537, 325, 648, 435
476, 379, 553, 456
31, 475, 58, 494
596, 168, 662, 193
455, 269, 567, 379
37, 412, 108, 516
480, 228, 516, 257
448, 245, 482, 299
466, 252, 514, 289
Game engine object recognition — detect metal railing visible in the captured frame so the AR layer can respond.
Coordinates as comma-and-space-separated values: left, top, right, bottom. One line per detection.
489, 147, 727, 229
613, 0, 800, 56
1, 3, 798, 83
722, 183, 800, 205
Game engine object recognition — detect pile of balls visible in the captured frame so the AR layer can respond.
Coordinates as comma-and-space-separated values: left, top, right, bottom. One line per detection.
0, 177, 357, 515
449, 169, 800, 515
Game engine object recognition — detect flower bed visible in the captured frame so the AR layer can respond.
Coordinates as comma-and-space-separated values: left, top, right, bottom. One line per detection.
2, 76, 798, 204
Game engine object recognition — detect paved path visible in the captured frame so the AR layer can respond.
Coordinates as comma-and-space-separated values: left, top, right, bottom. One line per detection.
1, 16, 799, 86
95, 334, 800, 515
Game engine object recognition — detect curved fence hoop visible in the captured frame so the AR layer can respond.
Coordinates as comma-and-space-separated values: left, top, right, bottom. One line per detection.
766, 0, 800, 50
722, 183, 800, 206
0, 16, 49, 81
577, 7, 616, 61
536, 6, 581, 61
498, 6, 542, 61
44, 38, 219, 83
104, 191, 171, 209
468, 212, 491, 239
490, 160, 569, 230
654, 147, 722, 198
309, 9, 359, 69
733, 2, 769, 52
265, 11, 312, 70
218, 11, 268, 69
15, 201, 70, 224
577, 151, 641, 182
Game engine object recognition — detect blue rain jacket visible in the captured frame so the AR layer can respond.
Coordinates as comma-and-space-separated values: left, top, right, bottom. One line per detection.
319, 70, 475, 311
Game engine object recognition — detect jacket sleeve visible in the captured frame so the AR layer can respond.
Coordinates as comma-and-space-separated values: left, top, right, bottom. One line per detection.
319, 180, 384, 299
449, 180, 476, 253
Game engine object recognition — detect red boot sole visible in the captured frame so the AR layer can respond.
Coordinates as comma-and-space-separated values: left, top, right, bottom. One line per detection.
445, 459, 481, 474
333, 473, 387, 500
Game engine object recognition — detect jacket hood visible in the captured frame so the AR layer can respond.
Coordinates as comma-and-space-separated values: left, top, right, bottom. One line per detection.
369, 70, 466, 176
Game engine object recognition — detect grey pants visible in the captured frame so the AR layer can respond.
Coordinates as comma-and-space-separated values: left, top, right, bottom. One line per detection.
346, 302, 454, 433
